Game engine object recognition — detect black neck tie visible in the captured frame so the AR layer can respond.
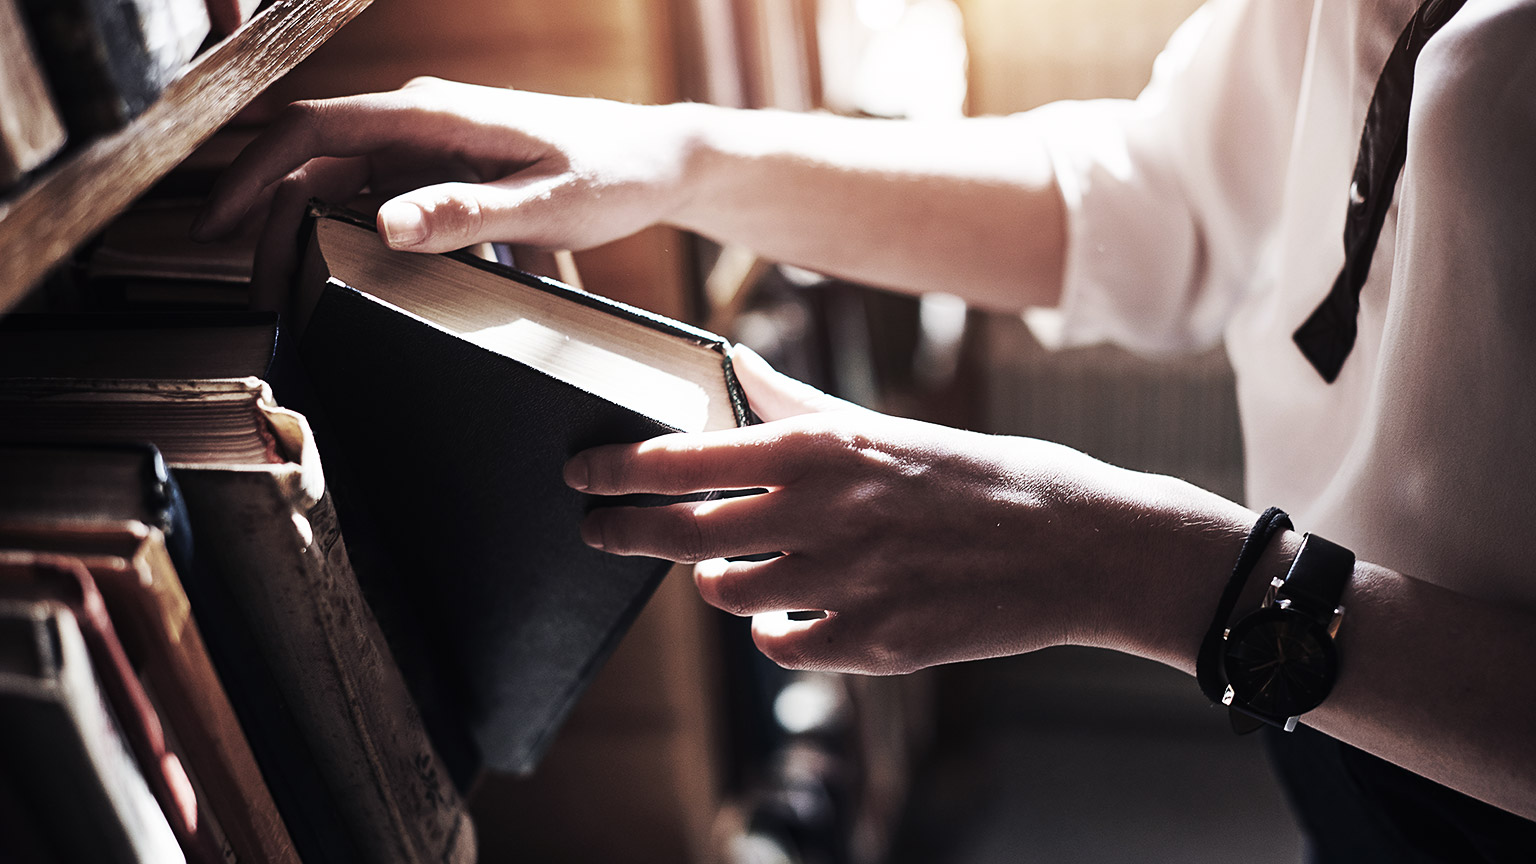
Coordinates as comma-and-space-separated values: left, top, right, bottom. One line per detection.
1291, 0, 1468, 383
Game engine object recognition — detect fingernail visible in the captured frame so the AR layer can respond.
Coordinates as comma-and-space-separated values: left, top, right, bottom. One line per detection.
563, 456, 589, 491
379, 200, 427, 247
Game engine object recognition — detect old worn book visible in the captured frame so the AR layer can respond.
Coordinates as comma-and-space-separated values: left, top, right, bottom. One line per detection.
0, 0, 66, 189
77, 198, 261, 309
0, 443, 192, 560
295, 203, 752, 776
87, 199, 259, 286
0, 594, 184, 864
0, 551, 217, 863
0, 478, 300, 864
18, 0, 207, 136
0, 379, 476, 864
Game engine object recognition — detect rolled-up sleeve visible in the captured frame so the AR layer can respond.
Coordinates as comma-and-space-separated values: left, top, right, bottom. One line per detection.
1029, 0, 1312, 355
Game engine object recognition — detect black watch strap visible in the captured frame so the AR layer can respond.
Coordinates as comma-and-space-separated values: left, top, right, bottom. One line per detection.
1277, 533, 1355, 621
1196, 508, 1292, 704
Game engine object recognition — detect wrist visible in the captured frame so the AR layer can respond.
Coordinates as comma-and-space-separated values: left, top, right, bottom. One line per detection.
1078, 472, 1258, 670
664, 101, 738, 232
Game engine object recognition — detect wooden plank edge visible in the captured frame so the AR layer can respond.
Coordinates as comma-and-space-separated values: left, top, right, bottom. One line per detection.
0, 0, 374, 313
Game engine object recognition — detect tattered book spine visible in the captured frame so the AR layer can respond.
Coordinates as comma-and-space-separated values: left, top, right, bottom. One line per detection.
174, 458, 476, 864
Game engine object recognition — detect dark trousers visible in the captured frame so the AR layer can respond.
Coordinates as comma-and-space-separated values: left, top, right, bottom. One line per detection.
1265, 725, 1536, 863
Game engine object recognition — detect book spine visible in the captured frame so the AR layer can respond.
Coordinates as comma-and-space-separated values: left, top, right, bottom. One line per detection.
0, 0, 66, 187
17, 0, 185, 136
720, 349, 758, 427
177, 468, 476, 864
0, 601, 186, 864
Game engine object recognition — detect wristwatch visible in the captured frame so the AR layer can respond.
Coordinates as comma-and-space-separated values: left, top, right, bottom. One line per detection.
1221, 533, 1354, 732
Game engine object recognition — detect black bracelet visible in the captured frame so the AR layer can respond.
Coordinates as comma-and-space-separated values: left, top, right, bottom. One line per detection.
1195, 507, 1293, 704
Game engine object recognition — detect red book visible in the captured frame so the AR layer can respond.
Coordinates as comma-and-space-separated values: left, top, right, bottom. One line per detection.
0, 552, 221, 864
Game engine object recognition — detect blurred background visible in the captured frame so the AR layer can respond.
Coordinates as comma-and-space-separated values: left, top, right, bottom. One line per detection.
265, 0, 1303, 860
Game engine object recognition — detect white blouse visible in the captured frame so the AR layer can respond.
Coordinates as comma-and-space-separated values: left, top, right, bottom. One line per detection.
1034, 0, 1536, 607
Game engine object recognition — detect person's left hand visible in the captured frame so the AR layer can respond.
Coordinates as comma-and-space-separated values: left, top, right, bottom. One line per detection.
564, 347, 1250, 675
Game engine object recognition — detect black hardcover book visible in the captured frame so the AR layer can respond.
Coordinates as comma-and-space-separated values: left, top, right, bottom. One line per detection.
294, 203, 752, 776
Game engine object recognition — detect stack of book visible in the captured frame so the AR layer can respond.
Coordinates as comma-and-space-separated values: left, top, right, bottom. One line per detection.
0, 203, 752, 861
0, 0, 263, 193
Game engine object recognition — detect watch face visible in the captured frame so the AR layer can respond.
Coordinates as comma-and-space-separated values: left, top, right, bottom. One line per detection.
1223, 607, 1338, 718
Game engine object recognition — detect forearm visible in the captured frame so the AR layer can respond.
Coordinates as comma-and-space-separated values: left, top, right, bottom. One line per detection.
1095, 480, 1536, 820
666, 103, 1066, 313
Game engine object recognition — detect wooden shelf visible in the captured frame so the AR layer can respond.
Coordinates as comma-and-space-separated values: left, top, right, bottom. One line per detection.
0, 0, 374, 313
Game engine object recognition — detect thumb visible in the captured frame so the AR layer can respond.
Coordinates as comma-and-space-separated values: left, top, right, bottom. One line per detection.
729, 345, 853, 421
376, 176, 567, 253
376, 185, 491, 252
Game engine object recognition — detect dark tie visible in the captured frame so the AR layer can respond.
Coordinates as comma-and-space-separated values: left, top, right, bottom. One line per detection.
1291, 0, 1468, 383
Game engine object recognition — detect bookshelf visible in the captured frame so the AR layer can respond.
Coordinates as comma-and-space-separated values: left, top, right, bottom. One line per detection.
0, 0, 374, 314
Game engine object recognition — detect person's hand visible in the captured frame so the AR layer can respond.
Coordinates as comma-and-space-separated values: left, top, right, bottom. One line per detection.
563, 348, 1254, 675
194, 77, 698, 310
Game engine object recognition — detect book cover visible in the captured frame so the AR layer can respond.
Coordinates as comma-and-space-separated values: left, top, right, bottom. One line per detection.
17, 0, 205, 136
0, 0, 66, 188
0, 594, 185, 864
295, 203, 753, 775
0, 516, 301, 864
0, 442, 193, 565
0, 376, 476, 864
0, 551, 218, 863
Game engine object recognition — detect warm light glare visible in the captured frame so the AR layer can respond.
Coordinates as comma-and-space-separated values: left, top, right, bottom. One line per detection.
854, 0, 906, 31
773, 675, 843, 734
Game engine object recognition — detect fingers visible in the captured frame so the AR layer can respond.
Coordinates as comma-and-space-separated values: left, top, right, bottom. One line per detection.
729, 345, 852, 421
579, 490, 793, 562
373, 173, 571, 253
692, 555, 836, 616
196, 90, 464, 240
749, 613, 896, 674
248, 156, 370, 313
565, 424, 818, 496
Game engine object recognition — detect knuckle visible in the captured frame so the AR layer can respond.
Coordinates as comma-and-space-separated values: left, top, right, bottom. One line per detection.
668, 505, 711, 563
704, 573, 753, 617
584, 509, 623, 552
757, 633, 814, 671
862, 619, 921, 675
584, 448, 626, 494
279, 100, 324, 136
276, 100, 330, 157
273, 169, 316, 206
418, 187, 486, 242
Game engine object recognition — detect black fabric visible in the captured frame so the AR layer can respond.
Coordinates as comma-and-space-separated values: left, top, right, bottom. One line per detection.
1292, 0, 1469, 382
1268, 725, 1536, 862
301, 281, 681, 775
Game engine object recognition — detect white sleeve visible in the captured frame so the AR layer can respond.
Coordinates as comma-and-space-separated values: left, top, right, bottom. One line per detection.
1029, 0, 1313, 355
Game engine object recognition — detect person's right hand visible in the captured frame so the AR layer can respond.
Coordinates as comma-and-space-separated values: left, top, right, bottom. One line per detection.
194, 77, 698, 310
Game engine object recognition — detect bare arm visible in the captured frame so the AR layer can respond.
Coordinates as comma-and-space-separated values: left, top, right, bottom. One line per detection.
670, 104, 1065, 312
196, 79, 1064, 314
